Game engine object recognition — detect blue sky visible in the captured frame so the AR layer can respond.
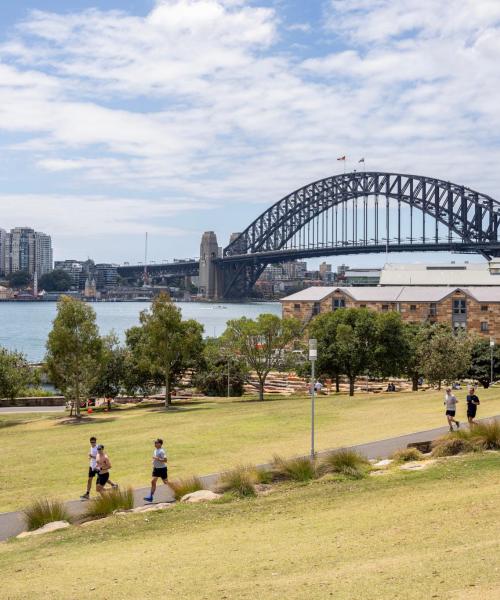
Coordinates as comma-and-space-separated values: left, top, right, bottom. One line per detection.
1, 0, 500, 268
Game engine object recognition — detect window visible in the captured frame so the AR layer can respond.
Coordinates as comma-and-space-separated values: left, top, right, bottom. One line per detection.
481, 305, 489, 312
293, 303, 301, 311
381, 304, 389, 311
429, 303, 437, 317
480, 321, 489, 332
312, 302, 321, 316
410, 304, 417, 312
453, 299, 466, 314
332, 298, 345, 310
453, 322, 466, 331
359, 304, 366, 308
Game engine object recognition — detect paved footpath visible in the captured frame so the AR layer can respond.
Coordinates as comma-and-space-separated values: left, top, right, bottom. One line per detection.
1, 417, 498, 542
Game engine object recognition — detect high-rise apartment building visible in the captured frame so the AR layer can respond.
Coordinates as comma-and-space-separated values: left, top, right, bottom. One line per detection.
0, 229, 7, 277
1, 227, 53, 276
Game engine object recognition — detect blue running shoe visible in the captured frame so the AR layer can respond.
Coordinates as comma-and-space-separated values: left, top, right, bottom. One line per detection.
143, 496, 153, 503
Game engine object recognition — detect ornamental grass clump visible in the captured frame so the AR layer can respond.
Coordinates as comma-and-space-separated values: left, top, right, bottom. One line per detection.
84, 487, 134, 519
469, 420, 500, 450
216, 465, 257, 498
320, 448, 370, 479
23, 498, 71, 531
270, 455, 318, 482
391, 447, 424, 463
169, 476, 203, 501
431, 434, 474, 457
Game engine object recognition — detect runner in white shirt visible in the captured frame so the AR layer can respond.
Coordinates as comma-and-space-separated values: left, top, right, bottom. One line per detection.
81, 436, 118, 500
444, 388, 460, 432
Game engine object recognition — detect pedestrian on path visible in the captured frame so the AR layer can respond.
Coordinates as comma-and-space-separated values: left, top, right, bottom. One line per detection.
466, 387, 480, 427
444, 388, 460, 432
95, 445, 116, 495
81, 436, 98, 500
144, 438, 169, 503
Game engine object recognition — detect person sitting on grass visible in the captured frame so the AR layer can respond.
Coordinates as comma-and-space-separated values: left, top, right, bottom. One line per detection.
95, 445, 117, 495
444, 388, 460, 432
466, 387, 480, 427
144, 438, 169, 503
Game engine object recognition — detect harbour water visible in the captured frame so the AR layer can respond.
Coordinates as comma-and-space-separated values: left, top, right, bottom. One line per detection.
0, 301, 281, 362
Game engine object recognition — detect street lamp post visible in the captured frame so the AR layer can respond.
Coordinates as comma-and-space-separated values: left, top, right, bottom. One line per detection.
490, 338, 495, 386
309, 339, 317, 459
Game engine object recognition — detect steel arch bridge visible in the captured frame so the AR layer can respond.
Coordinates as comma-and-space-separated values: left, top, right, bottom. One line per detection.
218, 171, 500, 298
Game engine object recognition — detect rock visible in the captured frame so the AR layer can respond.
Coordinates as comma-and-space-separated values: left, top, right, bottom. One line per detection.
373, 459, 393, 467
132, 503, 174, 513
17, 521, 70, 538
370, 470, 390, 476
399, 460, 436, 471
180, 490, 222, 503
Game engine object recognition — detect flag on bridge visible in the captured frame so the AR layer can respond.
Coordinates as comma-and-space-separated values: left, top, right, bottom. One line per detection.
337, 156, 346, 161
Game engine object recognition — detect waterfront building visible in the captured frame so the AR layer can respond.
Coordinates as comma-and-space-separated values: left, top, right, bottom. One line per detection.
95, 263, 118, 290
379, 262, 500, 286
341, 268, 381, 286
0, 285, 14, 300
281, 286, 499, 338
0, 228, 7, 276
35, 232, 53, 275
2, 227, 53, 276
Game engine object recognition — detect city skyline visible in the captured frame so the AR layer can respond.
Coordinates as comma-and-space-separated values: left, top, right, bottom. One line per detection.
1, 1, 500, 265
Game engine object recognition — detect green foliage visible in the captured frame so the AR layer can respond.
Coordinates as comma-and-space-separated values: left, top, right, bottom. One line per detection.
39, 270, 72, 292
431, 434, 474, 457
216, 465, 257, 497
0, 347, 34, 400
127, 293, 204, 407
223, 313, 302, 400
270, 455, 317, 482
420, 326, 472, 388
469, 420, 500, 450
319, 448, 370, 478
90, 332, 127, 405
7, 270, 31, 288
169, 476, 203, 500
23, 497, 70, 531
83, 487, 134, 518
467, 337, 500, 388
45, 296, 103, 417
17, 387, 53, 398
193, 338, 246, 397
391, 447, 424, 463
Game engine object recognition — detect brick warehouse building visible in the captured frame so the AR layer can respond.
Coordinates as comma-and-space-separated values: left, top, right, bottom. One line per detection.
281, 286, 500, 338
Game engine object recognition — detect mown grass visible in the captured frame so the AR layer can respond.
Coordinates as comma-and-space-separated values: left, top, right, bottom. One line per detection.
1, 453, 499, 599
1, 387, 499, 511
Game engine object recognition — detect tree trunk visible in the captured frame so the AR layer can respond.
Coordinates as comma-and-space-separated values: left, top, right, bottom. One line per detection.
165, 376, 172, 408
107, 398, 111, 411
349, 376, 355, 397
258, 378, 265, 401
438, 380, 442, 390
335, 374, 340, 393
75, 381, 81, 418
412, 373, 419, 392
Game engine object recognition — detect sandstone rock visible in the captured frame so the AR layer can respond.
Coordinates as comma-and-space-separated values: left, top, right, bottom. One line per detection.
373, 459, 393, 467
17, 521, 70, 538
399, 459, 436, 471
132, 503, 174, 513
180, 490, 221, 503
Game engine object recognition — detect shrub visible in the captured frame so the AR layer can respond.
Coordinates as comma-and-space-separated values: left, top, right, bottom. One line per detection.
84, 487, 134, 518
169, 476, 203, 501
469, 420, 500, 450
216, 465, 257, 497
270, 455, 317, 482
255, 468, 274, 484
391, 447, 424, 463
320, 448, 370, 479
23, 498, 70, 531
431, 435, 474, 457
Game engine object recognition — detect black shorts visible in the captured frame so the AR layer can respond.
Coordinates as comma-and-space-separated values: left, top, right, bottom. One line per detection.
97, 472, 109, 486
446, 410, 456, 417
88, 467, 98, 478
467, 405, 477, 418
152, 467, 168, 480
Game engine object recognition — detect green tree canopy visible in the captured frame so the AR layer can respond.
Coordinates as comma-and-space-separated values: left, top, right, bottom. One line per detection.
193, 337, 247, 397
0, 347, 34, 400
39, 270, 72, 292
7, 271, 31, 288
127, 293, 204, 407
466, 337, 500, 388
420, 326, 472, 389
222, 313, 302, 401
90, 332, 127, 408
45, 296, 103, 417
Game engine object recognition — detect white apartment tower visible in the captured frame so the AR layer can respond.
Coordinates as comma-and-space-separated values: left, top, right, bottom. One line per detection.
1, 227, 53, 276
0, 228, 7, 276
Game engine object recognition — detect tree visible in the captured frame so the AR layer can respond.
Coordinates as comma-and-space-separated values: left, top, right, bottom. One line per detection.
372, 311, 409, 379
90, 332, 127, 409
223, 314, 302, 401
308, 312, 343, 392
401, 322, 431, 391
466, 337, 500, 388
127, 293, 204, 408
0, 347, 34, 400
193, 338, 247, 397
45, 296, 103, 418
420, 326, 472, 389
39, 270, 72, 292
7, 271, 31, 288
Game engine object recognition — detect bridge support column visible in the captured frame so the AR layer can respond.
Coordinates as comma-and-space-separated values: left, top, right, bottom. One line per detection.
199, 231, 220, 299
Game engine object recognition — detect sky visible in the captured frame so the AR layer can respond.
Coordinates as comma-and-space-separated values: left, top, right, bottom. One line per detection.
1, 0, 500, 267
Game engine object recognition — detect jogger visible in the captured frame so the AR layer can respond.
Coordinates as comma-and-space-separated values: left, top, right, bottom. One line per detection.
144, 438, 169, 503
466, 387, 480, 427
444, 388, 460, 431
81, 436, 98, 500
95, 445, 114, 495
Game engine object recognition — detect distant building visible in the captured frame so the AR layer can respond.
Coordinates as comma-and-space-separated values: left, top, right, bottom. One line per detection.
2, 227, 53, 276
0, 229, 7, 277
342, 268, 381, 286
95, 264, 118, 290
380, 262, 500, 286
0, 285, 14, 300
281, 286, 499, 338
84, 276, 98, 299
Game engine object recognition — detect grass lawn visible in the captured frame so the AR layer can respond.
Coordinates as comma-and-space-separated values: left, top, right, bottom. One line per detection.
1, 453, 499, 599
1, 387, 500, 512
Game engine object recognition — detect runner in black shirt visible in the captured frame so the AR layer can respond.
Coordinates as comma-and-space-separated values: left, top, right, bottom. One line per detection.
466, 387, 480, 427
